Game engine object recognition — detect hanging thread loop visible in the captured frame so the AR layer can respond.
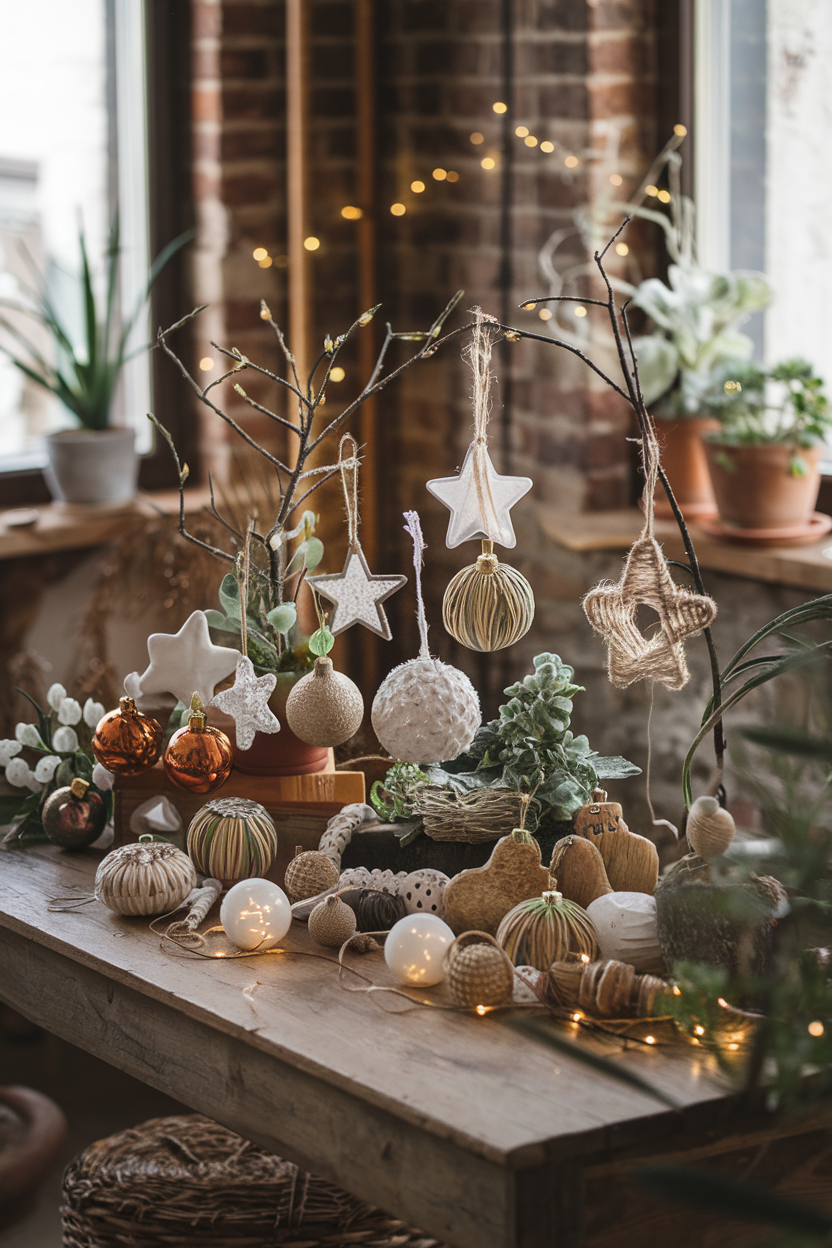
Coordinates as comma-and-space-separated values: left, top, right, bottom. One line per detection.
338, 433, 361, 551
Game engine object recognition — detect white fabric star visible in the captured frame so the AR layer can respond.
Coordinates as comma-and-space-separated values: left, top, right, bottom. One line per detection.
308, 546, 407, 640
209, 656, 279, 750
426, 443, 532, 549
138, 610, 242, 708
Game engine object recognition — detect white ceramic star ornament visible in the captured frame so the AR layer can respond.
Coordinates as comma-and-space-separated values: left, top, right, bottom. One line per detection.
209, 656, 280, 750
137, 610, 242, 708
426, 311, 531, 549
307, 434, 407, 639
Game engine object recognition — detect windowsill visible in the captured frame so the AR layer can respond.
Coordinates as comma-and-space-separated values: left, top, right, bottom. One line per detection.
538, 505, 832, 594
0, 488, 211, 561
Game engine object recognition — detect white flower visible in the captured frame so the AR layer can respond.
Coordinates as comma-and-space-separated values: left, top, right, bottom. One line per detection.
15, 723, 42, 748
123, 671, 142, 700
92, 762, 115, 792
34, 755, 61, 783
24, 770, 43, 793
57, 697, 82, 726
83, 698, 106, 729
47, 683, 67, 711
5, 757, 30, 787
0, 740, 22, 766
52, 726, 79, 753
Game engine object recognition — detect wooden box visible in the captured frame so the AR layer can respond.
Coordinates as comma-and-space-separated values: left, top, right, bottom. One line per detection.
114, 760, 365, 887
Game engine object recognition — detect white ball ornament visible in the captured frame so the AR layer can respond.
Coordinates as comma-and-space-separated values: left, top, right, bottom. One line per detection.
220, 878, 292, 951
384, 913, 455, 986
585, 892, 664, 974
400, 869, 450, 919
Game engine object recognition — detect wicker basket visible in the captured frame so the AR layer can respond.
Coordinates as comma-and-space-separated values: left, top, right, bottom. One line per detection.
61, 1115, 445, 1248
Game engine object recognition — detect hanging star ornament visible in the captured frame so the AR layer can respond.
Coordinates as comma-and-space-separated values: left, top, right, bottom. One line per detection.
307, 546, 407, 639
583, 537, 717, 691
209, 656, 280, 750
426, 443, 532, 549
138, 610, 242, 708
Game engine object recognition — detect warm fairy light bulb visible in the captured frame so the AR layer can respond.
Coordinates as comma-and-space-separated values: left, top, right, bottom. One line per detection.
717, 998, 729, 1008
540, 140, 554, 152
580, 953, 590, 963
574, 305, 587, 318
515, 125, 529, 137
384, 914, 454, 986
809, 1020, 825, 1036
609, 173, 623, 186
572, 1013, 582, 1022
674, 123, 688, 136
330, 366, 345, 382
390, 203, 406, 216
199, 357, 214, 372
481, 156, 496, 170
411, 180, 425, 193
258, 256, 273, 268
252, 247, 268, 261
476, 1005, 487, 1016
432, 168, 447, 181
492, 101, 507, 113
694, 1025, 705, 1036
470, 131, 484, 144
341, 205, 362, 219
524, 136, 538, 147
728, 1043, 739, 1051
657, 189, 671, 203
645, 1035, 656, 1045
615, 242, 629, 256
564, 155, 579, 168
303, 236, 321, 251
672, 985, 681, 995
538, 308, 552, 321
220, 879, 291, 951
446, 170, 459, 182
645, 184, 659, 196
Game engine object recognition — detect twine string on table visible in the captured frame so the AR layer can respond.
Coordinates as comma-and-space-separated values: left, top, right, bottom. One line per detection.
338, 433, 361, 552
465, 307, 500, 537
403, 510, 430, 659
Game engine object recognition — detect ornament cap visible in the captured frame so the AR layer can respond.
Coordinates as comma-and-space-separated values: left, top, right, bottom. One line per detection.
476, 539, 499, 575
119, 696, 137, 716
542, 890, 563, 905
188, 692, 206, 732
313, 656, 334, 679
69, 777, 90, 800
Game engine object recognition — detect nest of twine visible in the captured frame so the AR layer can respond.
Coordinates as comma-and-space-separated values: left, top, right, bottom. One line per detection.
414, 785, 526, 843
61, 1115, 445, 1248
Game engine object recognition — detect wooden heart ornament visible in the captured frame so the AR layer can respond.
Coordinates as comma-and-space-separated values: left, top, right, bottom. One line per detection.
443, 828, 553, 935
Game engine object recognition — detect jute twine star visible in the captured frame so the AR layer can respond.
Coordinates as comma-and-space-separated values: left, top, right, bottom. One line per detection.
582, 420, 717, 691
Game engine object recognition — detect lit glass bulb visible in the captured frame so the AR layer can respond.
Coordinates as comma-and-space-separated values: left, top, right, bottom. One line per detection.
609, 173, 623, 186
615, 242, 629, 256
674, 123, 688, 136
199, 357, 214, 372
524, 135, 538, 147
446, 170, 459, 182
304, 236, 321, 251
411, 180, 425, 193
252, 247, 268, 261
220, 879, 291, 951
515, 125, 529, 137
492, 101, 507, 114
540, 140, 554, 153
390, 203, 406, 216
645, 184, 659, 196
564, 155, 579, 168
258, 256, 273, 268
574, 305, 587, 318
432, 168, 447, 181
481, 157, 496, 170
657, 189, 671, 203
470, 131, 484, 145
539, 308, 552, 321
809, 1020, 825, 1037
341, 205, 362, 219
384, 913, 454, 986
330, 366, 346, 382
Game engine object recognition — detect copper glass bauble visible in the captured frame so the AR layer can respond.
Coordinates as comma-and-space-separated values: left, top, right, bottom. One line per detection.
92, 696, 163, 776
42, 778, 107, 849
163, 694, 233, 794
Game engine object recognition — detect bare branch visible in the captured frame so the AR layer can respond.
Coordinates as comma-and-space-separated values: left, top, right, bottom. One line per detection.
211, 342, 307, 422
517, 295, 609, 309
147, 413, 234, 564
494, 323, 631, 403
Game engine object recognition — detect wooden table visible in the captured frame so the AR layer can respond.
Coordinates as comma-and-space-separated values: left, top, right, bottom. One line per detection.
1, 846, 829, 1247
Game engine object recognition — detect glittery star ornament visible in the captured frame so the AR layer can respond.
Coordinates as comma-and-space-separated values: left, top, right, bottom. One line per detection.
583, 537, 717, 691
209, 656, 280, 751
308, 545, 406, 640
427, 443, 532, 549
138, 610, 241, 708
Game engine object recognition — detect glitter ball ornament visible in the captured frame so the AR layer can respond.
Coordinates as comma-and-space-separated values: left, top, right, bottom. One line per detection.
284, 846, 340, 903
497, 890, 599, 970
308, 894, 357, 947
285, 657, 364, 748
95, 838, 197, 916
164, 693, 233, 794
187, 797, 278, 884
92, 696, 163, 776
445, 931, 515, 1008
42, 778, 107, 849
443, 540, 534, 652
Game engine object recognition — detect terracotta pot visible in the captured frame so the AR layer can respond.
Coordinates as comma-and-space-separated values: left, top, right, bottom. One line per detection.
209, 671, 329, 776
653, 416, 720, 519
44, 427, 138, 506
0, 1085, 67, 1231
703, 441, 822, 529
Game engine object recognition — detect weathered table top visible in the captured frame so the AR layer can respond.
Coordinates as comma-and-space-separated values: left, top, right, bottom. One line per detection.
0, 845, 785, 1248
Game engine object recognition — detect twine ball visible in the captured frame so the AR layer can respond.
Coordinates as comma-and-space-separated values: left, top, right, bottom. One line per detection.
308, 895, 357, 948
187, 797, 278, 885
285, 657, 364, 748
95, 839, 197, 916
354, 888, 407, 932
445, 932, 515, 1008
497, 890, 599, 970
371, 656, 480, 764
400, 869, 450, 920
284, 848, 340, 903
443, 547, 535, 652
687, 795, 736, 860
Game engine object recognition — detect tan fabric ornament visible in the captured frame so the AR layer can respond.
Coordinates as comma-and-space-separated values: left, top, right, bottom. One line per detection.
582, 419, 716, 691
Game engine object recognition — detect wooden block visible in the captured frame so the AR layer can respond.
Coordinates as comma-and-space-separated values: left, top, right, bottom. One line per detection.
114, 762, 365, 888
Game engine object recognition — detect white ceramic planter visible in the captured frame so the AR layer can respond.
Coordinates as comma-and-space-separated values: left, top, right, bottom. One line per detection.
44, 427, 138, 506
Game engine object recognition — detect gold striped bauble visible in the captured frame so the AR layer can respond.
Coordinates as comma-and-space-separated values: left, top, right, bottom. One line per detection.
443, 541, 534, 652
187, 797, 278, 885
496, 891, 598, 970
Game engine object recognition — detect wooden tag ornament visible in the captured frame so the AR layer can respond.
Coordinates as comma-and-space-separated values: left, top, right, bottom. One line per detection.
496, 891, 598, 970
590, 825, 659, 895
443, 828, 552, 936
573, 788, 627, 838
549, 836, 613, 910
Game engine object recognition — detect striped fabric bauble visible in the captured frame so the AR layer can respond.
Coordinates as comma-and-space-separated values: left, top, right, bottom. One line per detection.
496, 890, 598, 971
187, 797, 278, 884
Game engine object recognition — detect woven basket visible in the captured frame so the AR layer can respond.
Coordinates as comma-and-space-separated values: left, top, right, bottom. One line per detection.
61, 1115, 445, 1248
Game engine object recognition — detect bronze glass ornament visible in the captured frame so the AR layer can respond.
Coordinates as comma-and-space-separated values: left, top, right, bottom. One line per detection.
92, 696, 163, 776
443, 540, 534, 652
42, 777, 107, 849
164, 693, 233, 794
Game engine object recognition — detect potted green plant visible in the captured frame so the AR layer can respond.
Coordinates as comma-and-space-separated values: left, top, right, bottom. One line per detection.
699, 358, 831, 533
0, 218, 188, 507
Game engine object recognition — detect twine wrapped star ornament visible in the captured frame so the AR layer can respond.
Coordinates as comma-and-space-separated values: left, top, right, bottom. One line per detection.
583, 424, 716, 691
308, 435, 407, 639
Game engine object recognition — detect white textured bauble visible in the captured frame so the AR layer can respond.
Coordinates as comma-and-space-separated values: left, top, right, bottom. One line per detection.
371, 656, 480, 764
586, 892, 664, 974
285, 657, 364, 748
220, 878, 292, 951
400, 869, 450, 920
95, 840, 197, 916
384, 912, 455, 986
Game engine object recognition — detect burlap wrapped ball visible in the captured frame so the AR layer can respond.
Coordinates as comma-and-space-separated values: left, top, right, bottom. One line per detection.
284, 848, 340, 903
446, 932, 515, 1008
371, 656, 480, 764
308, 895, 357, 948
285, 658, 364, 748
